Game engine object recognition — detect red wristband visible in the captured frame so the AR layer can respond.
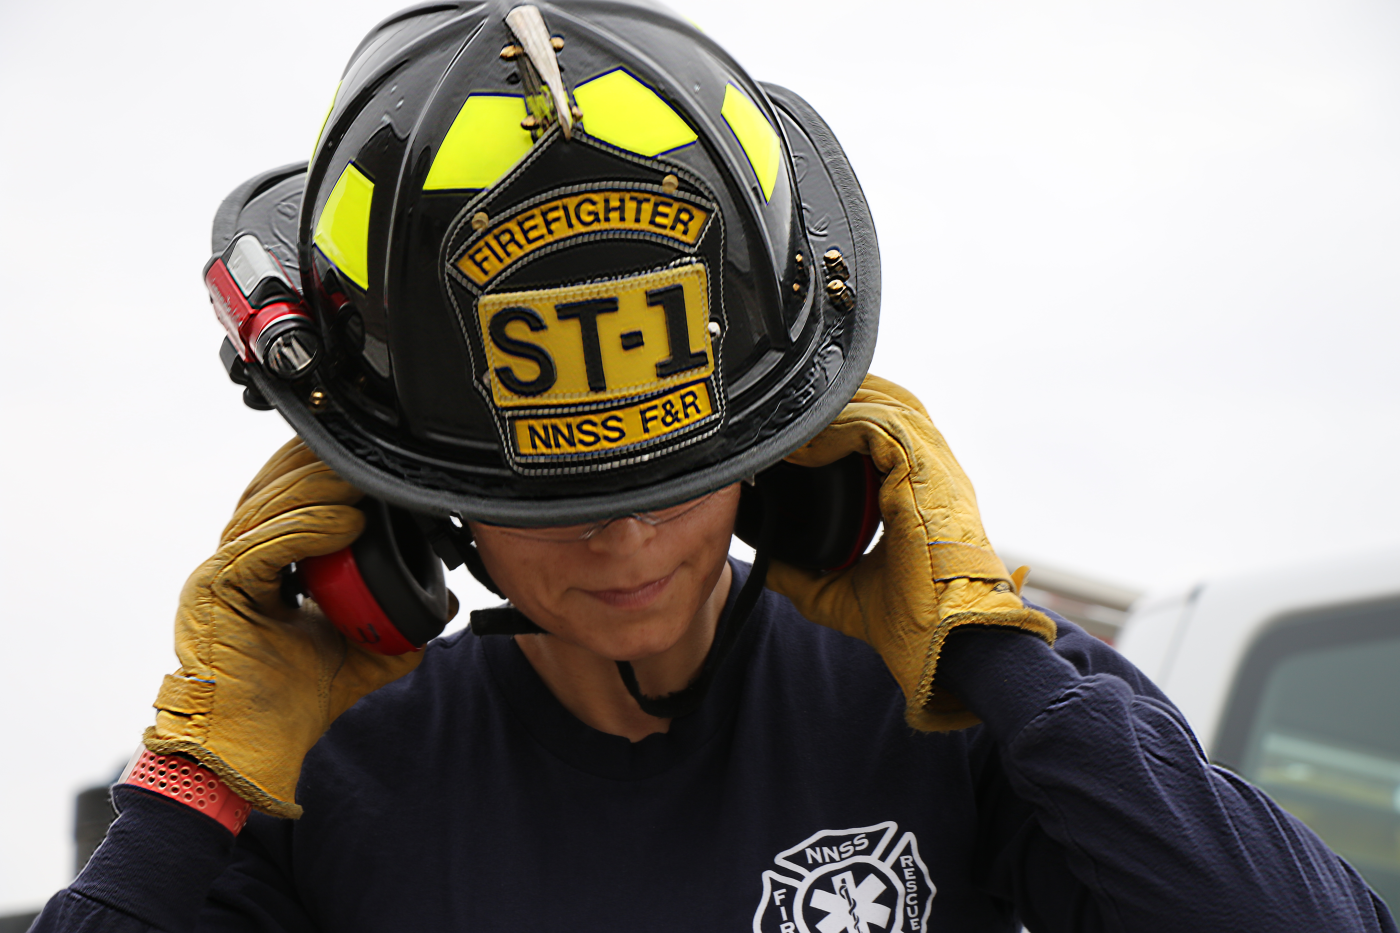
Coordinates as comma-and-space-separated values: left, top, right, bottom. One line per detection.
121, 749, 251, 836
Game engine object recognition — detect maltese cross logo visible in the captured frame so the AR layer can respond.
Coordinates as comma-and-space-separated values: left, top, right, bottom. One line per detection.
752, 821, 936, 933
810, 869, 891, 933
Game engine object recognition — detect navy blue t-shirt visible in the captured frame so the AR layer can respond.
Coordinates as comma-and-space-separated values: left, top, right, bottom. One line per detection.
36, 563, 1397, 932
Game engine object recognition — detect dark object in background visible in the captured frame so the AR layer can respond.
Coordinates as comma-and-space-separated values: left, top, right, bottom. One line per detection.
0, 912, 39, 933
74, 782, 117, 875
0, 777, 118, 930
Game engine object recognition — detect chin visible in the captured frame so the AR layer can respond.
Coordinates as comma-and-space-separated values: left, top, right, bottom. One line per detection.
567, 607, 692, 662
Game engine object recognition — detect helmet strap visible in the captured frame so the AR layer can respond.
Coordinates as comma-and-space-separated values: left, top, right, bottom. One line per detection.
411, 513, 506, 598
459, 539, 504, 598
615, 502, 775, 719
469, 604, 547, 636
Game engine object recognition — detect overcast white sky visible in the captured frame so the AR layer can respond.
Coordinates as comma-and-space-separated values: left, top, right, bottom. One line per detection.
3, 0, 1400, 913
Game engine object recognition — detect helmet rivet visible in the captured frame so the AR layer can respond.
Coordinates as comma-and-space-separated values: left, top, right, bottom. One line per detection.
661, 174, 680, 195
707, 320, 721, 337
823, 248, 850, 282
500, 44, 523, 61
826, 279, 856, 313
792, 282, 802, 293
550, 36, 565, 51
308, 388, 330, 411
471, 212, 490, 231
794, 252, 805, 267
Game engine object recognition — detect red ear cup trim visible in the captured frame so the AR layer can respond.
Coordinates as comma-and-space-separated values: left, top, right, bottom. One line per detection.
826, 454, 882, 573
299, 549, 420, 655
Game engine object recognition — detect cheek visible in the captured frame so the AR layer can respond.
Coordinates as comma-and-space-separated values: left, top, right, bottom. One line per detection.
469, 533, 576, 609
689, 488, 742, 567
685, 517, 736, 578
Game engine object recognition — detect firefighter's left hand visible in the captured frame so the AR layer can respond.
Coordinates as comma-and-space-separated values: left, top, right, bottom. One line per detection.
766, 375, 1056, 731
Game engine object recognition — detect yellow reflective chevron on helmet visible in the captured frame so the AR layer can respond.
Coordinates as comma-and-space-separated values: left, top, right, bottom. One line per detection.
313, 81, 340, 156
313, 163, 374, 289
574, 70, 698, 157
424, 95, 534, 190
721, 84, 781, 202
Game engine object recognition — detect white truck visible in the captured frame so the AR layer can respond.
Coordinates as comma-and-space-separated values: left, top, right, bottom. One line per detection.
1115, 546, 1400, 912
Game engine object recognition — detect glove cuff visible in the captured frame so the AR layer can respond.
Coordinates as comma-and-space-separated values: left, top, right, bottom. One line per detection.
142, 727, 303, 820
121, 746, 252, 835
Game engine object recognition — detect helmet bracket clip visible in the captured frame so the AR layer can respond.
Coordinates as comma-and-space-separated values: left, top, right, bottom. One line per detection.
505, 5, 575, 140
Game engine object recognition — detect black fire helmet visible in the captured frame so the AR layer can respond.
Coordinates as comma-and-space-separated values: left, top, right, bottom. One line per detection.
214, 0, 879, 526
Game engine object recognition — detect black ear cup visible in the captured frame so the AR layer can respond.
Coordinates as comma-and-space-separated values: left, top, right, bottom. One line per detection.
352, 499, 451, 646
299, 498, 452, 654
734, 454, 882, 574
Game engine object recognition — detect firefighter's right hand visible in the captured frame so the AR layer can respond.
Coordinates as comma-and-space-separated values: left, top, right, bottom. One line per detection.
142, 440, 422, 819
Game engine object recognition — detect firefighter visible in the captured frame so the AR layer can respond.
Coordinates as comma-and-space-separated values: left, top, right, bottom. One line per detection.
33, 2, 1395, 930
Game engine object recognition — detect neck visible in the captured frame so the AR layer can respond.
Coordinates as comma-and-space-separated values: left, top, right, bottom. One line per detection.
514, 561, 733, 742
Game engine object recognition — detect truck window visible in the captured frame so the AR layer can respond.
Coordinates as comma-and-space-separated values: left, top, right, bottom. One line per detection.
1215, 597, 1400, 911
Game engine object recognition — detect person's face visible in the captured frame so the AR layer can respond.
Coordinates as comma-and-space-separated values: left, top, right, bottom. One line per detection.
469, 485, 741, 662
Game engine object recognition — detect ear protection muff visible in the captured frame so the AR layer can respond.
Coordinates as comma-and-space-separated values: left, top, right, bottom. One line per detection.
735, 454, 882, 574
290, 455, 882, 656
296, 498, 453, 654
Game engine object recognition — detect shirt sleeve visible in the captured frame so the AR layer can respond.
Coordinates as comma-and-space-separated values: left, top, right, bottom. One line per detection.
939, 620, 1398, 933
27, 787, 317, 933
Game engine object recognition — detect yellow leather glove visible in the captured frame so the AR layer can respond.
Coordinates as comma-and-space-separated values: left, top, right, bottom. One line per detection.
143, 440, 423, 818
766, 375, 1056, 731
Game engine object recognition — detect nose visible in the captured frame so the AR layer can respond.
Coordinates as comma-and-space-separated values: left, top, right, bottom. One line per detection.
585, 516, 658, 557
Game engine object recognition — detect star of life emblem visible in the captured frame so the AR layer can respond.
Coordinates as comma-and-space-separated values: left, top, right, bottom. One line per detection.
753, 822, 937, 933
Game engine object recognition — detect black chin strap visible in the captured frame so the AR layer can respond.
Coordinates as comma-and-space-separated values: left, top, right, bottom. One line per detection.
470, 604, 546, 635
458, 541, 504, 598
615, 503, 775, 719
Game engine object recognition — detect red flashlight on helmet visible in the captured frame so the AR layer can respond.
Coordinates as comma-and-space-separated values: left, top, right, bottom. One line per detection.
204, 234, 322, 380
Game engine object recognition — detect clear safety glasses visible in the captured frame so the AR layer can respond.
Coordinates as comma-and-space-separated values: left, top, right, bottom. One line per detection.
481, 489, 723, 543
